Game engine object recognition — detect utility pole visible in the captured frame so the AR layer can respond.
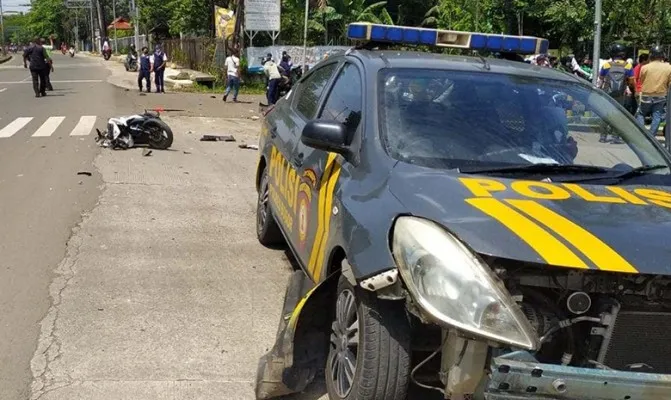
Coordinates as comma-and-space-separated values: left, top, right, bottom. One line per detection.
112, 0, 117, 50
132, 0, 140, 51
592, 0, 602, 86
90, 1, 96, 52
0, 0, 5, 53
302, 0, 308, 71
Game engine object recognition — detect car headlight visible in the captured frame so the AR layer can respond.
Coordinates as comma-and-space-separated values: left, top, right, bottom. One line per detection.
391, 216, 539, 350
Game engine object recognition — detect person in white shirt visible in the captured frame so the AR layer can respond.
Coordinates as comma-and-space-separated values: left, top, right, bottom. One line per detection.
150, 44, 168, 93
223, 48, 240, 102
263, 54, 282, 105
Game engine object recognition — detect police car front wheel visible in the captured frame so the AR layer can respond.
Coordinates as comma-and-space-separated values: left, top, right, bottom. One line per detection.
325, 275, 411, 400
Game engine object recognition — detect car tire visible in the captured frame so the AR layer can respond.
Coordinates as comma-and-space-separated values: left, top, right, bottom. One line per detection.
256, 169, 284, 246
325, 275, 411, 400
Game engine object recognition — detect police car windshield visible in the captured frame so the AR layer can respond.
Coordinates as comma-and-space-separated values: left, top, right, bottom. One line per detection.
378, 68, 670, 177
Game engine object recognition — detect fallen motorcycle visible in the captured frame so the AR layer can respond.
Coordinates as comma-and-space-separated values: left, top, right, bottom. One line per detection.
95, 109, 173, 150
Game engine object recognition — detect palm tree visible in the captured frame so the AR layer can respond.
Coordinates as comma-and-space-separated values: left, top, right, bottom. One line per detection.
310, 0, 394, 44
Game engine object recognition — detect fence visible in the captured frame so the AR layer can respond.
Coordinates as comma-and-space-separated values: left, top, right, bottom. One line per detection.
162, 37, 226, 73
111, 35, 148, 52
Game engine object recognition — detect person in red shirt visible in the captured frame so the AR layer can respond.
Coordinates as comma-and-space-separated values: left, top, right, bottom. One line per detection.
633, 53, 649, 107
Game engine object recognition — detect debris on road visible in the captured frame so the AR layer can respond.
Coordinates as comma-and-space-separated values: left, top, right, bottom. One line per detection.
238, 143, 259, 150
250, 116, 260, 121
77, 171, 93, 176
183, 151, 192, 154
200, 135, 236, 142
142, 149, 153, 157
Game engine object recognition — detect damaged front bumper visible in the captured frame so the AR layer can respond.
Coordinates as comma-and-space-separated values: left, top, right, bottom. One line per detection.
486, 351, 671, 400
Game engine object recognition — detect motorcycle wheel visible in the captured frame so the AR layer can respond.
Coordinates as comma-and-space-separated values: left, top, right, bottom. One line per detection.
144, 119, 174, 150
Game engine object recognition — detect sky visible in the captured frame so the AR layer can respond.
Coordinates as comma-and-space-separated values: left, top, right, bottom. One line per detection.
2, 0, 30, 13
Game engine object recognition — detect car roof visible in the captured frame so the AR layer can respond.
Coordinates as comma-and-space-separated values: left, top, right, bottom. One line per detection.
331, 49, 582, 83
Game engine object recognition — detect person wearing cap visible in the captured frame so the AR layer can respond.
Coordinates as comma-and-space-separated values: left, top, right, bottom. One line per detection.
263, 54, 282, 105
636, 45, 671, 137
150, 44, 168, 93
598, 43, 634, 143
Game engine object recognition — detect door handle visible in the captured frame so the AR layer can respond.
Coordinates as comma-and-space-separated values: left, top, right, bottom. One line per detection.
292, 153, 304, 167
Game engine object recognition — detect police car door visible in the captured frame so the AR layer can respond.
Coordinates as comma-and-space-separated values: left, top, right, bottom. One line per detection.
292, 61, 364, 281
268, 61, 340, 264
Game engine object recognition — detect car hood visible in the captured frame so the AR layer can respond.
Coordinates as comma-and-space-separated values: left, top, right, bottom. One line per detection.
389, 162, 671, 275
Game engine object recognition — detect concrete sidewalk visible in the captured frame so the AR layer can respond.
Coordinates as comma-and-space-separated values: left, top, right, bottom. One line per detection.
87, 52, 208, 91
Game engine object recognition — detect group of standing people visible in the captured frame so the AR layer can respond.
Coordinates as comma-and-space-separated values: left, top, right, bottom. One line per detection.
598, 44, 671, 140
23, 38, 54, 98
128, 43, 168, 93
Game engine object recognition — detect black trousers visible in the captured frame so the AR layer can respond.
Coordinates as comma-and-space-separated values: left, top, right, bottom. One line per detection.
30, 68, 47, 95
154, 68, 165, 92
138, 70, 151, 91
45, 68, 53, 91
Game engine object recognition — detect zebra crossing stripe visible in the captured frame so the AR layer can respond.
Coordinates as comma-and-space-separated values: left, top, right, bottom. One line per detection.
33, 116, 66, 137
69, 116, 97, 136
0, 117, 33, 138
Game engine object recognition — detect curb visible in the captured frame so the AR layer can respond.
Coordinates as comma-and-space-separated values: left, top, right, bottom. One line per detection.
0, 55, 13, 65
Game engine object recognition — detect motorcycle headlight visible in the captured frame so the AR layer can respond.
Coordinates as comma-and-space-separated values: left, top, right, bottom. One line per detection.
392, 216, 539, 350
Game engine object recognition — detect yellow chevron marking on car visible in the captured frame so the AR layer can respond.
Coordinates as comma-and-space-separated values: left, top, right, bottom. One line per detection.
313, 162, 342, 282
507, 199, 638, 274
289, 287, 317, 331
308, 153, 338, 278
465, 198, 589, 269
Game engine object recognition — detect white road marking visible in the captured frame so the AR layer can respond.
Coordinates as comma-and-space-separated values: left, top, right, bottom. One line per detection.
69, 116, 97, 136
21, 76, 31, 82
0, 117, 33, 138
0, 80, 103, 84
32, 116, 66, 137
0, 88, 7, 93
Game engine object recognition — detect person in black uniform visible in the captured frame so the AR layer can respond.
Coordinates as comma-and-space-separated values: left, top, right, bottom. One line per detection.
138, 46, 152, 93
23, 38, 50, 97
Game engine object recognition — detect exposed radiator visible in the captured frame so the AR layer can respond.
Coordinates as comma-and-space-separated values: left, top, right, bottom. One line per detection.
602, 311, 671, 374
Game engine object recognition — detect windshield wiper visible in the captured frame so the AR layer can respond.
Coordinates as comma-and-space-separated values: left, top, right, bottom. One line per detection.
562, 164, 669, 183
460, 163, 611, 175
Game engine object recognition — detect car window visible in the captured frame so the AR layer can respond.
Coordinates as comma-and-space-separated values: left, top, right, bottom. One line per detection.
378, 68, 670, 177
295, 63, 338, 119
319, 63, 363, 144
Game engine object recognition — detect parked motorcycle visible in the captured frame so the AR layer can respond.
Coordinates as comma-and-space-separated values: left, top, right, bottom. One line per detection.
102, 48, 112, 60
124, 54, 138, 72
69, 47, 75, 57
95, 109, 174, 150
277, 65, 303, 98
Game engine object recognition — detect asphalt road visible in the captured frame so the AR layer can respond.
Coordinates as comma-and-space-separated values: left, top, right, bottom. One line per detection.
0, 53, 115, 399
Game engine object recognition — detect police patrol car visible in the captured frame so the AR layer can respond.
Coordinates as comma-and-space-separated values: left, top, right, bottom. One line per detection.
254, 23, 671, 400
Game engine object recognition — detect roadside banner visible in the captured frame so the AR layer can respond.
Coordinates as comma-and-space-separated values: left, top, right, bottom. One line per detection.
215, 6, 236, 39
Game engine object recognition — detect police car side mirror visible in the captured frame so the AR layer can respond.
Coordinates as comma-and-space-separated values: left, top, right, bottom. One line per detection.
301, 120, 350, 156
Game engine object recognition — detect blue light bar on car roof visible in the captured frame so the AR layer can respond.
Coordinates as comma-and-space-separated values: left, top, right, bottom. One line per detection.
347, 23, 549, 55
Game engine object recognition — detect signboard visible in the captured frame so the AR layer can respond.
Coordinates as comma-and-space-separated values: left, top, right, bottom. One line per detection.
245, 0, 280, 31
245, 13, 280, 32
246, 0, 280, 14
214, 6, 236, 39
64, 0, 92, 8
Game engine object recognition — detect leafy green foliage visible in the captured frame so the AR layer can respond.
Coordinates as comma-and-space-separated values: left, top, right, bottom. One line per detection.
13, 0, 671, 60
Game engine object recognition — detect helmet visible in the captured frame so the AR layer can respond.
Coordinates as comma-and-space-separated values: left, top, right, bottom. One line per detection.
610, 43, 626, 59
651, 45, 664, 59
130, 43, 135, 49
